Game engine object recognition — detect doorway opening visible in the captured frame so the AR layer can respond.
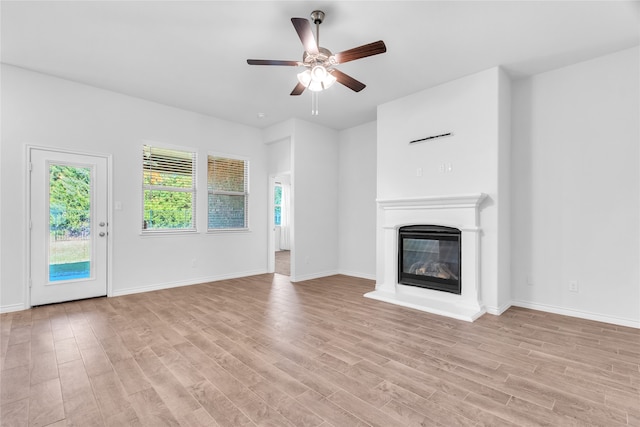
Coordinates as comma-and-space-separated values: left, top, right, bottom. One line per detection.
271, 174, 291, 276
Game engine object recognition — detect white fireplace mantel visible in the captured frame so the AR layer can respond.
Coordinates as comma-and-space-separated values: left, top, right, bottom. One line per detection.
377, 193, 487, 211
366, 193, 488, 322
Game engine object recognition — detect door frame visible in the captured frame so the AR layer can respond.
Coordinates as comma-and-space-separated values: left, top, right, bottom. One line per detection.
26, 145, 113, 308
268, 172, 293, 277
268, 175, 277, 273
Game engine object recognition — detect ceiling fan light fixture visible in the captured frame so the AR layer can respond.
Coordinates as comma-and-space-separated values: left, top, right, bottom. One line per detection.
325, 70, 337, 87
311, 65, 327, 81
296, 69, 312, 87
297, 65, 336, 92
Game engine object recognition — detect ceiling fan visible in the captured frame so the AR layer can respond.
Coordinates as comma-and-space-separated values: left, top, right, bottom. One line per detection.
247, 10, 387, 96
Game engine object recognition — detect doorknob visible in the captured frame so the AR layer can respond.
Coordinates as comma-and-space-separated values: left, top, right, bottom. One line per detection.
99, 232, 106, 237
99, 222, 106, 227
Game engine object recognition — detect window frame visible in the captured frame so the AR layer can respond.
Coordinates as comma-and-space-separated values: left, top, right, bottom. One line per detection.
207, 153, 250, 232
141, 143, 197, 234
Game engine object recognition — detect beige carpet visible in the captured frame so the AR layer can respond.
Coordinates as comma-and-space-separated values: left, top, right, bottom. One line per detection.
275, 250, 290, 276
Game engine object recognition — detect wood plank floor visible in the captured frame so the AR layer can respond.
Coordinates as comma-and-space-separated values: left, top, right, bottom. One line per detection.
1, 274, 638, 426
274, 251, 290, 277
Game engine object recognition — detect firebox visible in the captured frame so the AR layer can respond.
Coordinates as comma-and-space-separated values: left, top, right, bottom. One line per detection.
398, 225, 461, 294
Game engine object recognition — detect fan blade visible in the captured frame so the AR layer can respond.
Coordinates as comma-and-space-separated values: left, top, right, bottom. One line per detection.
334, 40, 387, 64
291, 18, 319, 55
331, 69, 366, 92
247, 59, 301, 66
290, 82, 306, 96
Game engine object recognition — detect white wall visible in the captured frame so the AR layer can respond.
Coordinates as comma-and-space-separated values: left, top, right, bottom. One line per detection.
1, 65, 268, 311
266, 137, 291, 176
291, 119, 339, 281
511, 47, 639, 326
376, 67, 511, 314
337, 121, 377, 279
497, 68, 512, 312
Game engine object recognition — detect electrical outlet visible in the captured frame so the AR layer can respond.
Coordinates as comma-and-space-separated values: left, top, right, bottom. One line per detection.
191, 259, 197, 268
526, 274, 533, 286
568, 280, 578, 292
416, 167, 423, 177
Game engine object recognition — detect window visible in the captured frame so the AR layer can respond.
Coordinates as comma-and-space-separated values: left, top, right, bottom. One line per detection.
274, 184, 282, 226
142, 145, 196, 232
207, 155, 249, 230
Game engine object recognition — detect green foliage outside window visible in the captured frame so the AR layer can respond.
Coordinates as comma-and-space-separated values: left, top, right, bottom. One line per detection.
274, 185, 282, 226
143, 145, 196, 231
143, 190, 193, 230
49, 165, 91, 237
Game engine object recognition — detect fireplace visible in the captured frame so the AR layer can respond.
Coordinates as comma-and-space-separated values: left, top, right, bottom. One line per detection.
365, 193, 487, 322
398, 225, 461, 294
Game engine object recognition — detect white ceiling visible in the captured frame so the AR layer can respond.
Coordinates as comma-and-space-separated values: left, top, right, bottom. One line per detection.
2, 1, 639, 130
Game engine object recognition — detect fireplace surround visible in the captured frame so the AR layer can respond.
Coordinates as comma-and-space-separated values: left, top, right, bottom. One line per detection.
365, 193, 487, 322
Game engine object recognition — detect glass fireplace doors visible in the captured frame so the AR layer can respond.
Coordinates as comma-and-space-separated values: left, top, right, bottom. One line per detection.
398, 225, 461, 294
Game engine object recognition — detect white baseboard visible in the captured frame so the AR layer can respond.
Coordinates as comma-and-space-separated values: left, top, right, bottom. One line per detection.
291, 270, 339, 283
485, 301, 512, 316
337, 270, 376, 281
111, 269, 268, 297
0, 303, 26, 314
512, 300, 640, 329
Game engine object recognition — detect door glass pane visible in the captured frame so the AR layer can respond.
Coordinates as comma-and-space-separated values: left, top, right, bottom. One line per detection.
274, 185, 282, 226
49, 164, 91, 282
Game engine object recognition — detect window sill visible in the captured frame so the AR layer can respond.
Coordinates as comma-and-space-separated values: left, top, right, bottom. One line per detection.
140, 230, 198, 237
207, 228, 251, 234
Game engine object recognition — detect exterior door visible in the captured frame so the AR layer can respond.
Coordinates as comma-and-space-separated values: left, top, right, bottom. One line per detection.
30, 148, 108, 306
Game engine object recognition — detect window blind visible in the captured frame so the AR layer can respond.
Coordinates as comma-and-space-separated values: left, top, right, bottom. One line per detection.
142, 145, 197, 231
207, 155, 249, 230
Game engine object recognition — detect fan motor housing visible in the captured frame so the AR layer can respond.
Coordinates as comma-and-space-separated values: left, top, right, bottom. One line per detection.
302, 47, 334, 66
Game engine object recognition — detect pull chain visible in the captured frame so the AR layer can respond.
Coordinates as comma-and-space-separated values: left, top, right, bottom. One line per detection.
311, 91, 319, 115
